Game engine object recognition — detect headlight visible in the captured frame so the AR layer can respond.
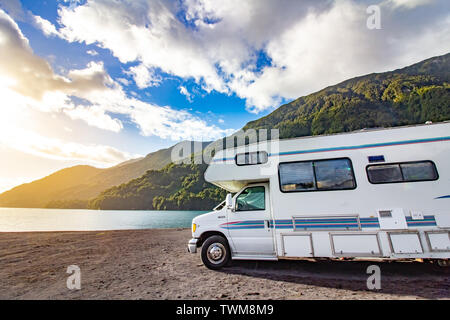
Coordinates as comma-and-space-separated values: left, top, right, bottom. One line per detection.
192, 223, 197, 233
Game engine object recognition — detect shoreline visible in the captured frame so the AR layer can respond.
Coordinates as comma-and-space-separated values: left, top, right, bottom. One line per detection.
0, 227, 190, 234
0, 229, 449, 300
0, 207, 210, 211
0, 208, 205, 232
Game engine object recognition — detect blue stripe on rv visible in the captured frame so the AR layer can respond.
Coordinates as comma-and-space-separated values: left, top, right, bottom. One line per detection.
406, 216, 437, 226
220, 220, 265, 230
222, 216, 436, 229
212, 136, 450, 162
223, 226, 266, 230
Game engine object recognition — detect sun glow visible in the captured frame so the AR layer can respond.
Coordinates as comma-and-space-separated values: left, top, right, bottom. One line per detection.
0, 75, 17, 88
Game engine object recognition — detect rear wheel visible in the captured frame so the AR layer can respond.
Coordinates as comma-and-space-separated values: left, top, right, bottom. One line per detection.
201, 235, 231, 270
436, 259, 449, 267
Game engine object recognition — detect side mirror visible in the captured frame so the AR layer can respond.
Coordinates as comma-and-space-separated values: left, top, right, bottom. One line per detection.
225, 193, 233, 209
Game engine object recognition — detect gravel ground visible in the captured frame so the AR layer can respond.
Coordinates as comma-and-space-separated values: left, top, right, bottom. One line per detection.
0, 228, 448, 300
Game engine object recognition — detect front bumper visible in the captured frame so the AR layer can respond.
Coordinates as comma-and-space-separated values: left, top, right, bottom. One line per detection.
187, 238, 199, 253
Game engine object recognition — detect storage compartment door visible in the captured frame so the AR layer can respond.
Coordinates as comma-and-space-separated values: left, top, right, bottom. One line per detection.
331, 233, 381, 256
388, 232, 423, 254
426, 231, 450, 252
282, 234, 313, 257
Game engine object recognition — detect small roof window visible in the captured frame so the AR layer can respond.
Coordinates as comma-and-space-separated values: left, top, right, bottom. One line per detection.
236, 151, 268, 166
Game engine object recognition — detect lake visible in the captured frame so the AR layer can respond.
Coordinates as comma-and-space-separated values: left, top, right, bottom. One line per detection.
0, 208, 208, 232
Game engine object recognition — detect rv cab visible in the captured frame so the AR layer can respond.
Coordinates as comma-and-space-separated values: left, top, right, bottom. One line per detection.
188, 122, 450, 270
189, 183, 276, 269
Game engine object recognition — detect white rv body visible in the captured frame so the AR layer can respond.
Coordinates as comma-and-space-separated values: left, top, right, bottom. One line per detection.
189, 122, 450, 264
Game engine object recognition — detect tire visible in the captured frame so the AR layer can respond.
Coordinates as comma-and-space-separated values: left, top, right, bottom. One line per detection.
201, 235, 231, 270
437, 259, 450, 267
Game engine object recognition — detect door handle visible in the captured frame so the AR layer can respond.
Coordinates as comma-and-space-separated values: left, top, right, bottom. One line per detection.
265, 220, 271, 229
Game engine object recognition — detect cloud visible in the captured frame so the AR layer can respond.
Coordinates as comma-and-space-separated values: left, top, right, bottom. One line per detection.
55, 0, 450, 113
179, 85, 193, 102
386, 0, 434, 9
0, 0, 63, 37
128, 101, 235, 140
0, 85, 138, 166
87, 49, 98, 56
205, 0, 450, 112
0, 11, 108, 102
126, 63, 161, 89
64, 105, 124, 132
0, 9, 235, 143
116, 77, 130, 86
0, 128, 139, 166
0, 0, 24, 20
32, 15, 60, 37
57, 0, 228, 92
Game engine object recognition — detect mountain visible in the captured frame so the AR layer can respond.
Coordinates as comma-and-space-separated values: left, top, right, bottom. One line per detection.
88, 162, 226, 211
0, 141, 209, 208
243, 53, 450, 138
1, 53, 449, 210
0, 165, 103, 209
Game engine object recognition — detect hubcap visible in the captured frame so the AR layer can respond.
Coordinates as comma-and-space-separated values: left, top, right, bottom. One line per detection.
207, 243, 226, 264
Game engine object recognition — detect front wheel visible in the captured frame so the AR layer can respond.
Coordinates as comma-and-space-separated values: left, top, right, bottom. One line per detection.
201, 235, 231, 270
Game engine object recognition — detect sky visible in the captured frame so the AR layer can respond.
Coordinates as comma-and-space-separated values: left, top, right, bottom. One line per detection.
0, 0, 449, 193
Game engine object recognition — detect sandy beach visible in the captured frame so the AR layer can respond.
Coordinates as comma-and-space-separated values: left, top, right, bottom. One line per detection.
0, 228, 448, 300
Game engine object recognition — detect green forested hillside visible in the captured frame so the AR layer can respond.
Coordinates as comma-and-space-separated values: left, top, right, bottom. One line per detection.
244, 53, 450, 138
88, 162, 226, 211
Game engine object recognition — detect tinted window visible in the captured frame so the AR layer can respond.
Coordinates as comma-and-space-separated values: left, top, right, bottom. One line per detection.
236, 151, 268, 166
367, 161, 438, 184
367, 164, 403, 183
279, 162, 315, 191
401, 162, 437, 181
315, 159, 356, 190
236, 186, 265, 211
279, 158, 356, 192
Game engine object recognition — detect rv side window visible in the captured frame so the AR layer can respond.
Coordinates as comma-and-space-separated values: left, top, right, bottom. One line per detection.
366, 164, 403, 183
279, 158, 356, 192
367, 161, 438, 184
236, 151, 268, 166
400, 162, 438, 181
236, 186, 265, 211
315, 159, 356, 190
279, 162, 315, 191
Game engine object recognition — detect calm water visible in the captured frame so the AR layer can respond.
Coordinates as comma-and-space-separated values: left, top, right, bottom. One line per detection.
0, 208, 208, 232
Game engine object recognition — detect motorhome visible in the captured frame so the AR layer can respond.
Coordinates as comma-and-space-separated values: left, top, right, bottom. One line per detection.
188, 122, 450, 269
